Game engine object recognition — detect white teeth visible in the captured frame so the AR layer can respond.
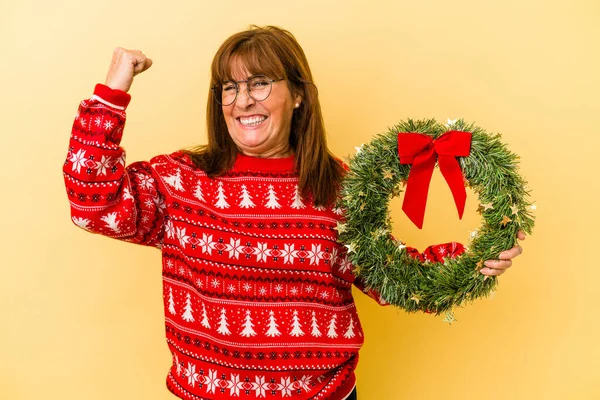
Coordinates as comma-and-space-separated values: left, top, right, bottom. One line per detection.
239, 116, 267, 126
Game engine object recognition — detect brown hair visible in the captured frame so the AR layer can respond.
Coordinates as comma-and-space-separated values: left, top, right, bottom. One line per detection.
184, 25, 344, 207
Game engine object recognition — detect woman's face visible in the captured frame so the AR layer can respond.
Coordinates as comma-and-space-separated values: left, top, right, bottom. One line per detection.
222, 61, 300, 158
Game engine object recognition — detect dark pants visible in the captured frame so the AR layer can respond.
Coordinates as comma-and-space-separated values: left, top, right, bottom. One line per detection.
346, 387, 357, 400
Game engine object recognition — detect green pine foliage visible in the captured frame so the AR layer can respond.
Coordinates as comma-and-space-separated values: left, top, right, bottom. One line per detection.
338, 119, 535, 316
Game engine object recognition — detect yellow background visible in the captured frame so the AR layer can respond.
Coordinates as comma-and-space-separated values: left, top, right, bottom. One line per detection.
2, 0, 599, 399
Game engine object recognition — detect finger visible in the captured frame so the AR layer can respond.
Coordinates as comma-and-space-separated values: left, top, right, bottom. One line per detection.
484, 259, 512, 270
517, 230, 526, 240
133, 57, 153, 75
144, 58, 153, 71
133, 58, 148, 74
498, 245, 522, 260
480, 267, 506, 276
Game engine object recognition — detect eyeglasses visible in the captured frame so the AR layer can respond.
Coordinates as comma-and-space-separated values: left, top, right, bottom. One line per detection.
212, 75, 284, 106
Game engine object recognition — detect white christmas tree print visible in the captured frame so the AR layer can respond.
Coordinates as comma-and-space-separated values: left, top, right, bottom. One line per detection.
164, 169, 184, 191
100, 212, 120, 233
240, 310, 257, 337
168, 287, 176, 315
332, 206, 344, 215
193, 182, 205, 202
344, 315, 356, 338
215, 181, 230, 209
327, 314, 338, 338
216, 308, 231, 335
122, 186, 134, 201
289, 310, 304, 337
265, 310, 281, 337
200, 302, 211, 329
310, 311, 322, 337
181, 292, 195, 322
238, 184, 256, 208
290, 185, 305, 209
264, 185, 281, 209
72, 216, 91, 231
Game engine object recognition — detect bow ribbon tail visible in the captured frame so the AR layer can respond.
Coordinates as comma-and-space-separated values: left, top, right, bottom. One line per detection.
438, 155, 467, 219
401, 147, 437, 229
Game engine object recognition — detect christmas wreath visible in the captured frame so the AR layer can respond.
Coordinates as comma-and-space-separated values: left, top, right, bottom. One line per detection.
338, 119, 535, 319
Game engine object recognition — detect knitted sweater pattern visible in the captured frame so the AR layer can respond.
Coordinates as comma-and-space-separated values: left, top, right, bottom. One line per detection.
63, 84, 387, 400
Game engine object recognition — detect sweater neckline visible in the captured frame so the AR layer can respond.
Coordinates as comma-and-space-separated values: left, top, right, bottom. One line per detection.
233, 153, 295, 173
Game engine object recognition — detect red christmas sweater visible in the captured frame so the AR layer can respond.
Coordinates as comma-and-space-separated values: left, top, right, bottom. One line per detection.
63, 84, 465, 400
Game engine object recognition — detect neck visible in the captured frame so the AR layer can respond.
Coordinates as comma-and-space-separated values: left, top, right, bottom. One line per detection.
239, 145, 293, 159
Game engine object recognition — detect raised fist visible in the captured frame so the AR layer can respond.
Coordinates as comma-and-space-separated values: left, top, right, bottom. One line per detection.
104, 47, 153, 93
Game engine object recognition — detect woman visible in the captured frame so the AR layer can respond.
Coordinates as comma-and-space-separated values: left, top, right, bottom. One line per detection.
63, 26, 523, 400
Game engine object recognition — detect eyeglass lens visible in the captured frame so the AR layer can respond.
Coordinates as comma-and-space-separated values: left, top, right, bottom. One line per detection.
217, 75, 273, 106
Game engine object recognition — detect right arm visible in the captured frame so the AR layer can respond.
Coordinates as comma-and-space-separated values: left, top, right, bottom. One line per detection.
63, 48, 163, 247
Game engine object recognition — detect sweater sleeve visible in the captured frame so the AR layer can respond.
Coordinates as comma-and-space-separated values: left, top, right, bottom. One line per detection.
353, 277, 391, 306
63, 84, 165, 248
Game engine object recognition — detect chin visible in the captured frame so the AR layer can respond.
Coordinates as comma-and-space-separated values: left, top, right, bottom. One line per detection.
234, 133, 269, 148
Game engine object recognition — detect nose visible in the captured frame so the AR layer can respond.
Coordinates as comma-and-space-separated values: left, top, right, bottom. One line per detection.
235, 83, 255, 108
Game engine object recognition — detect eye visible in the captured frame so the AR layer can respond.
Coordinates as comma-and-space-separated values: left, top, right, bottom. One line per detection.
222, 81, 236, 92
250, 76, 270, 89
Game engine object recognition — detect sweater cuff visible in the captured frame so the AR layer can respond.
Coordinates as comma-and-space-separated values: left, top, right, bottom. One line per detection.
92, 83, 132, 110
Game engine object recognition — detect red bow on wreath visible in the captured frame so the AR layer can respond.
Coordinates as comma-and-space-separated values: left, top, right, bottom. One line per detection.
397, 130, 472, 229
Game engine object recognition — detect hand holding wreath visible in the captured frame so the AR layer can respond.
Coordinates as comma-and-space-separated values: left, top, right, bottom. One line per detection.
480, 230, 525, 276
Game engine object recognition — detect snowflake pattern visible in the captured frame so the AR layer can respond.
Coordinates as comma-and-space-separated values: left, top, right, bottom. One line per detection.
176, 227, 190, 248
69, 149, 87, 173
94, 155, 112, 176
254, 242, 271, 263
174, 363, 315, 397
183, 362, 200, 387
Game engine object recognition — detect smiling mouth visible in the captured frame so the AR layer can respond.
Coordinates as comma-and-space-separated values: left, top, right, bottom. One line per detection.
238, 115, 267, 127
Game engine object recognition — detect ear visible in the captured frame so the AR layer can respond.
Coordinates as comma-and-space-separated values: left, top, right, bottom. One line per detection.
293, 92, 303, 108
